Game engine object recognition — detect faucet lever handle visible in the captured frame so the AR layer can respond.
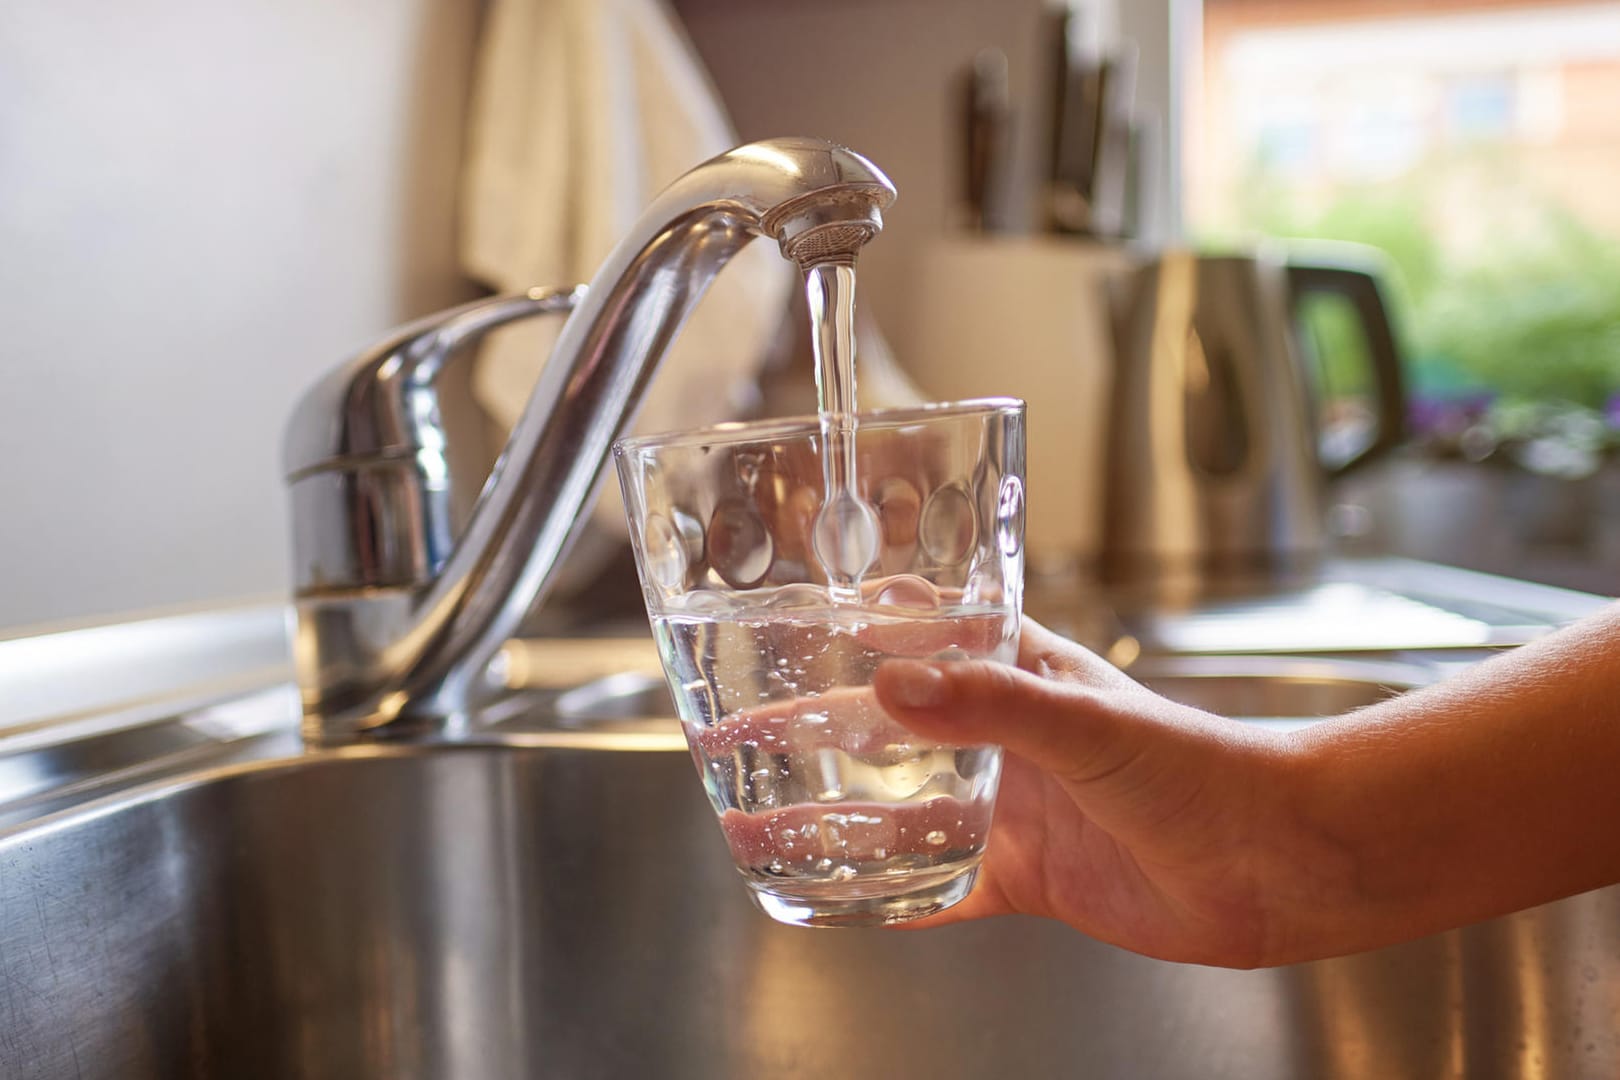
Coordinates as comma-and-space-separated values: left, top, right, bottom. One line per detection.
283, 286, 584, 597
400, 286, 589, 392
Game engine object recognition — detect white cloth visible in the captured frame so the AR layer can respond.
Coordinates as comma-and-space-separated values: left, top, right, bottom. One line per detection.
459, 0, 791, 541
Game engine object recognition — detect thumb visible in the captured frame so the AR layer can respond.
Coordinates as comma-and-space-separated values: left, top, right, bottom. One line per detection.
874, 658, 1136, 789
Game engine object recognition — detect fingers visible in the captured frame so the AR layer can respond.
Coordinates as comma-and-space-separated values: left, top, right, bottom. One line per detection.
1018, 617, 1136, 690
873, 656, 1130, 789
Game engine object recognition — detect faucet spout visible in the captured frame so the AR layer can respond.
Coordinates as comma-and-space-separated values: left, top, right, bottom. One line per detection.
285, 138, 896, 740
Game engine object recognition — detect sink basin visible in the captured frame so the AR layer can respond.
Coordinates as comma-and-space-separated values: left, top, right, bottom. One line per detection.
5, 682, 1620, 1078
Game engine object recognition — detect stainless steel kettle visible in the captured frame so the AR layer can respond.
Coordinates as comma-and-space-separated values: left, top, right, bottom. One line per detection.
1101, 248, 1404, 596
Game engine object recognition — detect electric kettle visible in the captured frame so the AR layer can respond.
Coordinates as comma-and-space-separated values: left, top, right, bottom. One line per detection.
904, 239, 1405, 598
1101, 247, 1405, 596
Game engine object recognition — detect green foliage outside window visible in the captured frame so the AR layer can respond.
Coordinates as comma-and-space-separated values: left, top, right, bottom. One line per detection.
1213, 154, 1620, 415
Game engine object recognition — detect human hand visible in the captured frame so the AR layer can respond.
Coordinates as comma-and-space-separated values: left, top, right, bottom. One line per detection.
873, 620, 1331, 968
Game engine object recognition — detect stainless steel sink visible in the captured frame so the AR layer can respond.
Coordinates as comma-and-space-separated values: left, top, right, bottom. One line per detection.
5, 655, 1620, 1079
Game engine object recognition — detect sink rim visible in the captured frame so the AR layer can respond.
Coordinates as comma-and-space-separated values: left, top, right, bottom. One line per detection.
1127, 652, 1433, 692
0, 725, 690, 848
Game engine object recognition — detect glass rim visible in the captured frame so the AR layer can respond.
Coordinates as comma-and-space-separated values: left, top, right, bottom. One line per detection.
612, 396, 1024, 456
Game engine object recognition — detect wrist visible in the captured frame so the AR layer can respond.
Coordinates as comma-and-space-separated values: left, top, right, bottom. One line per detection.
1250, 727, 1370, 965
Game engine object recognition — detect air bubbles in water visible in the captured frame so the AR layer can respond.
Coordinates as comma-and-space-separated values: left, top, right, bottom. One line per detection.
814, 746, 845, 801
878, 753, 931, 799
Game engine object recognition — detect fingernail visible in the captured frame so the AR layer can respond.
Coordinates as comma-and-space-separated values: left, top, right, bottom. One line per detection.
885, 661, 949, 709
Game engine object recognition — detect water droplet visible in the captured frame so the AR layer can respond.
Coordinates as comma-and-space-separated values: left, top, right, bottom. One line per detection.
829, 864, 858, 882
925, 830, 948, 846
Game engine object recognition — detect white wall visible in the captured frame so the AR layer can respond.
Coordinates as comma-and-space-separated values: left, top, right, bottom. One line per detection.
0, 0, 482, 631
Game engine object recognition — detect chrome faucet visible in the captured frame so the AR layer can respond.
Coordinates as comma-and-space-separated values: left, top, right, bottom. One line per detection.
282, 138, 897, 741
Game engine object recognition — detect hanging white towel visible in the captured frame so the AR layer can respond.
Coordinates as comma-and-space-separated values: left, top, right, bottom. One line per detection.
459, 0, 792, 541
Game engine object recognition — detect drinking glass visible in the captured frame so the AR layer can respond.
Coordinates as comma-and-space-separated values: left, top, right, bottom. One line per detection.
613, 398, 1026, 926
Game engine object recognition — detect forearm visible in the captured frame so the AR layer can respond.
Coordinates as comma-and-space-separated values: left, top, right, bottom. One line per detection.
1280, 603, 1620, 961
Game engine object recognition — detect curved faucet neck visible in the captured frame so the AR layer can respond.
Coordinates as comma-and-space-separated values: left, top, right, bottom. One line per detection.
291, 138, 896, 741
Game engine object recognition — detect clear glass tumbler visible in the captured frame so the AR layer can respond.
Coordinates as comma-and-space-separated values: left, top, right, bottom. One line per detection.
613, 398, 1026, 926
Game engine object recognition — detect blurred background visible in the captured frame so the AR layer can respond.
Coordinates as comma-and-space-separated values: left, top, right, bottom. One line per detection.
3, 0, 1617, 633
1189, 0, 1620, 592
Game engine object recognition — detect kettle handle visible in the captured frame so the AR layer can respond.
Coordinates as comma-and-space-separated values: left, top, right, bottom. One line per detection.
1285, 262, 1406, 475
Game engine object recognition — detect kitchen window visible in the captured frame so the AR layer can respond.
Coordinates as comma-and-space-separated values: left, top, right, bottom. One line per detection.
1190, 0, 1620, 467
